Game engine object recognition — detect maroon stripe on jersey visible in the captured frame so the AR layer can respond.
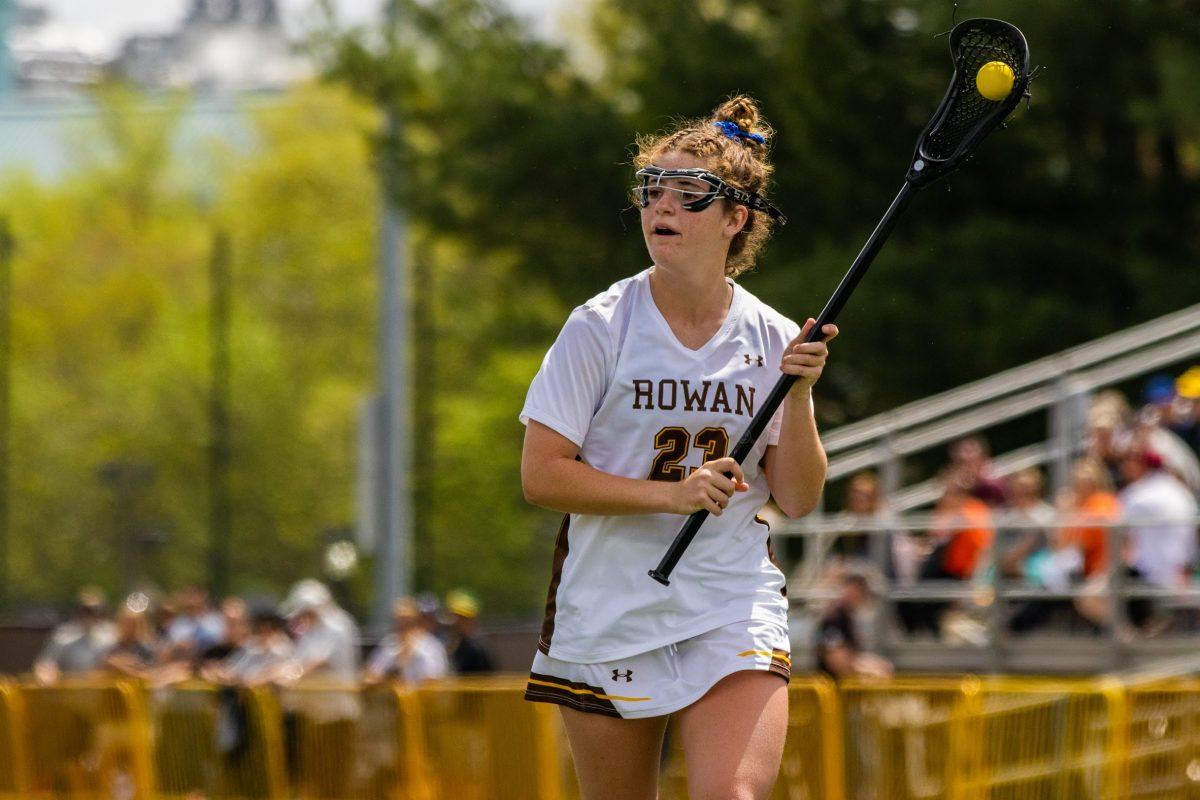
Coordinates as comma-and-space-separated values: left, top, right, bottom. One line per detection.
765, 528, 787, 599
769, 648, 792, 681
538, 515, 571, 655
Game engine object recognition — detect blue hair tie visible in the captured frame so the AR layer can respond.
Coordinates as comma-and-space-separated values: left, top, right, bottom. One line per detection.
714, 120, 766, 145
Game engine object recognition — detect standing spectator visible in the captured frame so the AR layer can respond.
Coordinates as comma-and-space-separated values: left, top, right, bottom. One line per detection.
276, 580, 361, 800
445, 590, 495, 675
104, 601, 158, 680
949, 435, 1007, 507
415, 592, 448, 645
162, 587, 226, 664
363, 598, 449, 685
815, 573, 892, 680
1119, 449, 1198, 594
204, 608, 294, 687
33, 588, 117, 684
198, 598, 252, 673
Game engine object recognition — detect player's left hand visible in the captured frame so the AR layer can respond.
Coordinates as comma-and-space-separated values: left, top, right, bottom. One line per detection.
781, 318, 838, 397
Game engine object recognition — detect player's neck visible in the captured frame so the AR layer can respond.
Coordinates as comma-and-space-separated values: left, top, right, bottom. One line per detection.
648, 263, 732, 328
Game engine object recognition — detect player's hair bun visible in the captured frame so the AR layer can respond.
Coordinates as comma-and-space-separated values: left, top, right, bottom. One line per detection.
710, 95, 772, 146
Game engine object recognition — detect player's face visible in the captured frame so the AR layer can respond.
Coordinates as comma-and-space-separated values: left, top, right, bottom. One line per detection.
640, 151, 744, 270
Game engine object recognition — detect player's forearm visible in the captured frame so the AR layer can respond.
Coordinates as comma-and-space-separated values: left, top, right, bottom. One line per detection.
767, 392, 827, 518
523, 456, 674, 516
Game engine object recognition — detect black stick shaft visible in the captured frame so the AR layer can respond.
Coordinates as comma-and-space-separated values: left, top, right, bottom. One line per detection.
649, 181, 918, 586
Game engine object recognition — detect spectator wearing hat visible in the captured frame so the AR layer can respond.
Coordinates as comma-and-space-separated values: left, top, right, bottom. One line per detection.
275, 579, 360, 800
445, 590, 495, 675
34, 588, 117, 685
1173, 367, 1200, 457
363, 598, 449, 685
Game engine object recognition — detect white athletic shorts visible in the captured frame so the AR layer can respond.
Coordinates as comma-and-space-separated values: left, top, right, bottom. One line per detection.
524, 618, 791, 719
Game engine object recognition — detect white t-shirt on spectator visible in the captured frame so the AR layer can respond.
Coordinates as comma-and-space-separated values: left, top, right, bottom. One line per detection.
367, 631, 449, 684
1120, 470, 1198, 587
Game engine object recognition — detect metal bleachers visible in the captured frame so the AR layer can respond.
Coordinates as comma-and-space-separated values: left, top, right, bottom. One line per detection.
775, 303, 1200, 674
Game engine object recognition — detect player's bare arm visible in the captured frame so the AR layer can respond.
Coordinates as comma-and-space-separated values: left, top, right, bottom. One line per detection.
762, 318, 838, 518
522, 421, 747, 517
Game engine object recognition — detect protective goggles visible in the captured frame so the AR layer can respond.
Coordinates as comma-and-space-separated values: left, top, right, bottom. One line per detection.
633, 166, 788, 226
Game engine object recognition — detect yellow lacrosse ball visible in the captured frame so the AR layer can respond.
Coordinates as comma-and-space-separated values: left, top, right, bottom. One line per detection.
976, 61, 1015, 101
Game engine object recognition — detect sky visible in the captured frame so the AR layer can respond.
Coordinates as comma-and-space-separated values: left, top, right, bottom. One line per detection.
16, 0, 565, 58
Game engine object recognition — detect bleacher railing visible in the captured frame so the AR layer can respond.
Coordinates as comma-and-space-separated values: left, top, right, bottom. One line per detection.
807, 302, 1200, 506
783, 513, 1200, 674
5, 674, 1200, 798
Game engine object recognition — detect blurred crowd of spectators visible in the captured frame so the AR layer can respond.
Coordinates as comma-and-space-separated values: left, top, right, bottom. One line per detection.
31, 580, 494, 689
811, 367, 1200, 677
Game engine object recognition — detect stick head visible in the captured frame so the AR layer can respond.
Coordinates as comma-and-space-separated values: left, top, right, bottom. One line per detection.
907, 18, 1031, 187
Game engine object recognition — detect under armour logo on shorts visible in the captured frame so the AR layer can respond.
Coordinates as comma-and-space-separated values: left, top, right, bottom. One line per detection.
611, 669, 633, 682
744, 354, 764, 367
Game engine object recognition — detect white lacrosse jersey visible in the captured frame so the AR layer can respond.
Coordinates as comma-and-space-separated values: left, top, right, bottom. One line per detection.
520, 267, 803, 663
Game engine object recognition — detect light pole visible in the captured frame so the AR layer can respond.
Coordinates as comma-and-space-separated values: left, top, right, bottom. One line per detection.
0, 217, 12, 611
208, 229, 232, 598
371, 0, 413, 635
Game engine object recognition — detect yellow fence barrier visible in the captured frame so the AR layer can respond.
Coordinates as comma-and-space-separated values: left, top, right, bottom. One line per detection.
10, 673, 1200, 798
18, 680, 155, 800
0, 678, 29, 799
1125, 678, 1200, 800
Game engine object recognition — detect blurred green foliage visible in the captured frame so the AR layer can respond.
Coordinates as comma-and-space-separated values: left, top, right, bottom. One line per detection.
4, 0, 1200, 618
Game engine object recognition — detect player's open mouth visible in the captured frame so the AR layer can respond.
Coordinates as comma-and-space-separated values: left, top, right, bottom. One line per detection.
653, 226, 679, 236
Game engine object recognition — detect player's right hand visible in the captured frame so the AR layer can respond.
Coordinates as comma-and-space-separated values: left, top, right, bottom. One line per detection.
667, 457, 749, 516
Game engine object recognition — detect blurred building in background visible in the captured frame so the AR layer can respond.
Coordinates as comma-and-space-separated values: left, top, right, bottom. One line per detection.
0, 0, 310, 179
6, 0, 308, 98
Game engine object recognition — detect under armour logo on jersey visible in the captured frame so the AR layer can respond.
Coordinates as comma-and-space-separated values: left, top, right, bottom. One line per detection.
744, 354, 764, 367
611, 669, 633, 682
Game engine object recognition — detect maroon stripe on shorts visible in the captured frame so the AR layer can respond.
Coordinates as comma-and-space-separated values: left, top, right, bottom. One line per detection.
525, 671, 622, 717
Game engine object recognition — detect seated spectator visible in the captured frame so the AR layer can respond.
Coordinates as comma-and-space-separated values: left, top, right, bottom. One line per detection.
1007, 467, 1090, 635
1086, 391, 1136, 488
950, 435, 1007, 507
34, 588, 117, 685
363, 598, 449, 685
835, 470, 884, 558
815, 573, 892, 680
1119, 449, 1198, 629
104, 600, 158, 681
897, 468, 993, 637
999, 468, 1056, 584
1056, 458, 1139, 631
445, 590, 495, 675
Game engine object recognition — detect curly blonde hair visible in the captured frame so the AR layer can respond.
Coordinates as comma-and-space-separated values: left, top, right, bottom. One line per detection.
634, 95, 778, 278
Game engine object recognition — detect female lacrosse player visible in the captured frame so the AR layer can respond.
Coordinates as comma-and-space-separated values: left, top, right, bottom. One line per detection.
520, 96, 836, 800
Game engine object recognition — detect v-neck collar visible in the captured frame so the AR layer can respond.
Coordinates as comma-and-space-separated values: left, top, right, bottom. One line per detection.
641, 268, 744, 358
